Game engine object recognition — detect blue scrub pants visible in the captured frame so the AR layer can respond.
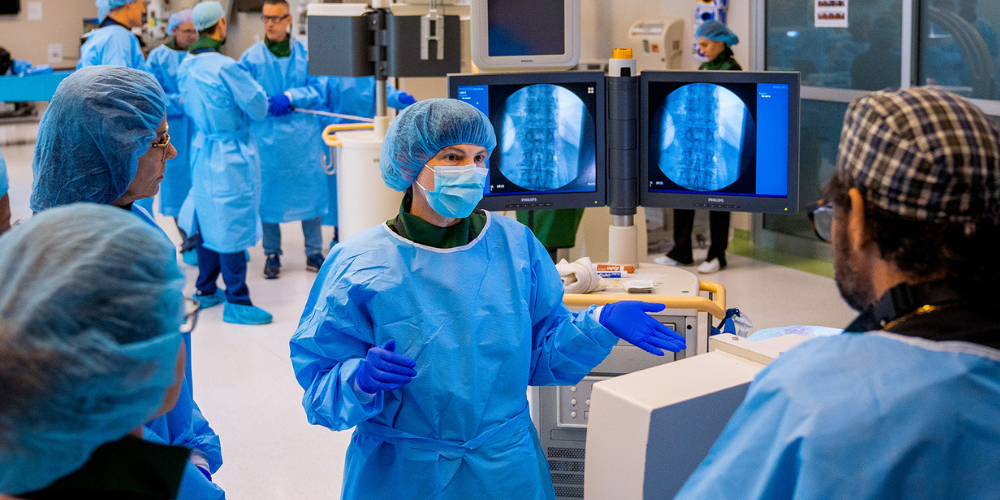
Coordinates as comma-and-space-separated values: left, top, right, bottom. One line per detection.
195, 233, 252, 306
262, 217, 323, 257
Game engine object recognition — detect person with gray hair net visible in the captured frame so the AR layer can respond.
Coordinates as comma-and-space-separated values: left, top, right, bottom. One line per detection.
0, 204, 188, 497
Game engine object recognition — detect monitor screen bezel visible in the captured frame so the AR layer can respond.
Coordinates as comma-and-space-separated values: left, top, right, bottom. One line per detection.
448, 71, 608, 212
639, 70, 801, 215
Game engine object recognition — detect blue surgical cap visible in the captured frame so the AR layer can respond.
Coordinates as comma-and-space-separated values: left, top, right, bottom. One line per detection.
379, 98, 497, 192
192, 1, 226, 32
168, 9, 193, 32
0, 204, 185, 495
0, 151, 8, 199
96, 0, 137, 11
30, 66, 165, 212
696, 20, 739, 47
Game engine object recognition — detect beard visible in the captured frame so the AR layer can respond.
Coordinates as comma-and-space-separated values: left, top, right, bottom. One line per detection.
833, 218, 876, 311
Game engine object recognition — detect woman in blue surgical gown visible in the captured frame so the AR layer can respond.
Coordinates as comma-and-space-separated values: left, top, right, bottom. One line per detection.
29, 66, 225, 500
290, 99, 687, 499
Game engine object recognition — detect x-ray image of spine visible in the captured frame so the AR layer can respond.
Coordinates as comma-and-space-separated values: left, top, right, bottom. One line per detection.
499, 84, 595, 191
658, 83, 752, 191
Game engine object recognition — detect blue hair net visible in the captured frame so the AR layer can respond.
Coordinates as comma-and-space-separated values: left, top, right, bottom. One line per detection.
379, 98, 497, 192
30, 66, 165, 213
168, 9, 193, 32
192, 1, 225, 32
96, 0, 136, 11
696, 20, 739, 47
0, 203, 185, 495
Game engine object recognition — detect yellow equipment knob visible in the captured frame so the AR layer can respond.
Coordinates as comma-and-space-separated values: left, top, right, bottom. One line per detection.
612, 48, 633, 59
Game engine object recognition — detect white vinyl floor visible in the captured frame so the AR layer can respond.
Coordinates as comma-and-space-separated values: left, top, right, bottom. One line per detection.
1, 142, 856, 499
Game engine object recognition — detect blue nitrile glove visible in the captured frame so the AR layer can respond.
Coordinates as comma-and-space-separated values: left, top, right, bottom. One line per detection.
356, 339, 417, 394
599, 301, 687, 355
268, 93, 293, 116
397, 91, 417, 107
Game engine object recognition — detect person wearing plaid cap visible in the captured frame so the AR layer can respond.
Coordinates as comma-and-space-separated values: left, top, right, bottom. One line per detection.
676, 86, 1000, 499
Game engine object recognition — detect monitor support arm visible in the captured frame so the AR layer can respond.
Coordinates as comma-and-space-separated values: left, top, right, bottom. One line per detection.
607, 50, 640, 266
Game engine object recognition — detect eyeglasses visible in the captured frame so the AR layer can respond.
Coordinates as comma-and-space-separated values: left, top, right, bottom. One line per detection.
180, 297, 201, 335
807, 201, 835, 243
151, 133, 171, 160
262, 14, 290, 24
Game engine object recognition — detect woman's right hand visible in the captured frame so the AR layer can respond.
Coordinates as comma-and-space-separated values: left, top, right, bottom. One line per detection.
356, 340, 417, 394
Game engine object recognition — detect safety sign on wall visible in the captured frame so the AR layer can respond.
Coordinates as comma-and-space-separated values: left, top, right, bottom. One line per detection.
815, 0, 848, 28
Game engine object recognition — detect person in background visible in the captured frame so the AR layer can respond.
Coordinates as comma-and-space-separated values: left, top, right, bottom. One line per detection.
239, 0, 329, 279
290, 99, 686, 499
656, 20, 742, 274
0, 151, 10, 236
0, 204, 190, 499
178, 1, 272, 325
516, 209, 585, 263
147, 9, 200, 265
675, 87, 1000, 499
319, 76, 417, 248
79, 0, 146, 70
29, 66, 225, 500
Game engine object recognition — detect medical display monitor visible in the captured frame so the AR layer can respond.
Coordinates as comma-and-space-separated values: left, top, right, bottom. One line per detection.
640, 71, 800, 214
449, 71, 606, 211
470, 0, 581, 71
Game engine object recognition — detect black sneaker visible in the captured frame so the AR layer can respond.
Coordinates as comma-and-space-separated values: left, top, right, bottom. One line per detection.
306, 253, 325, 272
264, 253, 281, 279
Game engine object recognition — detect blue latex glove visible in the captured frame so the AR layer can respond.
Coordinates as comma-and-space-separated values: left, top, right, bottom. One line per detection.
397, 91, 417, 107
356, 340, 417, 394
599, 301, 687, 356
268, 93, 293, 116
197, 466, 212, 481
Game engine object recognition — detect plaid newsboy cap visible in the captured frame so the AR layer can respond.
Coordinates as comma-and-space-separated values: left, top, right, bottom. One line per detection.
836, 86, 1000, 225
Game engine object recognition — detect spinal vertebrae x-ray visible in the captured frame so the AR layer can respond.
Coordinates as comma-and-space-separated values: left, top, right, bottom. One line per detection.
499, 84, 595, 191
657, 83, 753, 192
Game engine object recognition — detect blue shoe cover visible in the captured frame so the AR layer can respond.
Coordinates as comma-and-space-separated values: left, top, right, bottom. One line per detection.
223, 303, 273, 325
195, 289, 226, 309
182, 249, 199, 266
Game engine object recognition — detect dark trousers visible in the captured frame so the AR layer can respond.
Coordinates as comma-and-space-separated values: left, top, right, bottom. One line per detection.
195, 233, 252, 306
667, 210, 730, 264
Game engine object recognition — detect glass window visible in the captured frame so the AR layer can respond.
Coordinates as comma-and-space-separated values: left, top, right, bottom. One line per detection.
919, 0, 1000, 100
763, 100, 849, 238
766, 0, 902, 90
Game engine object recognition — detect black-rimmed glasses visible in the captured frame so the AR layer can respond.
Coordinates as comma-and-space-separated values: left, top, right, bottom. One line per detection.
262, 14, 290, 24
807, 201, 835, 243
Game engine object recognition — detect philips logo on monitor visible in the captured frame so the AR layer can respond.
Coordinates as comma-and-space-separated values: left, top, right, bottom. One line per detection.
708, 198, 724, 203
521, 197, 539, 202
520, 59, 535, 63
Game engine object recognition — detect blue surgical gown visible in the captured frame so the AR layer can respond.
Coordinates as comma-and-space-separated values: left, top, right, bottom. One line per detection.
675, 332, 1000, 499
238, 40, 328, 224
77, 25, 146, 70
177, 51, 268, 254
290, 212, 619, 499
0, 150, 8, 198
131, 204, 225, 500
146, 44, 193, 218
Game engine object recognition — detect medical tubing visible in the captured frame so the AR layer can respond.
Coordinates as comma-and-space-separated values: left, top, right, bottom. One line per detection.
606, 75, 639, 217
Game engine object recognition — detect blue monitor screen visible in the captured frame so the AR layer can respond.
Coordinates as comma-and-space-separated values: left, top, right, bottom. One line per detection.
487, 0, 565, 57
647, 81, 789, 199
457, 80, 600, 198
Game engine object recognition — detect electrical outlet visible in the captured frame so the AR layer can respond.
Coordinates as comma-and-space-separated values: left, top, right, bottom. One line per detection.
47, 44, 63, 63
